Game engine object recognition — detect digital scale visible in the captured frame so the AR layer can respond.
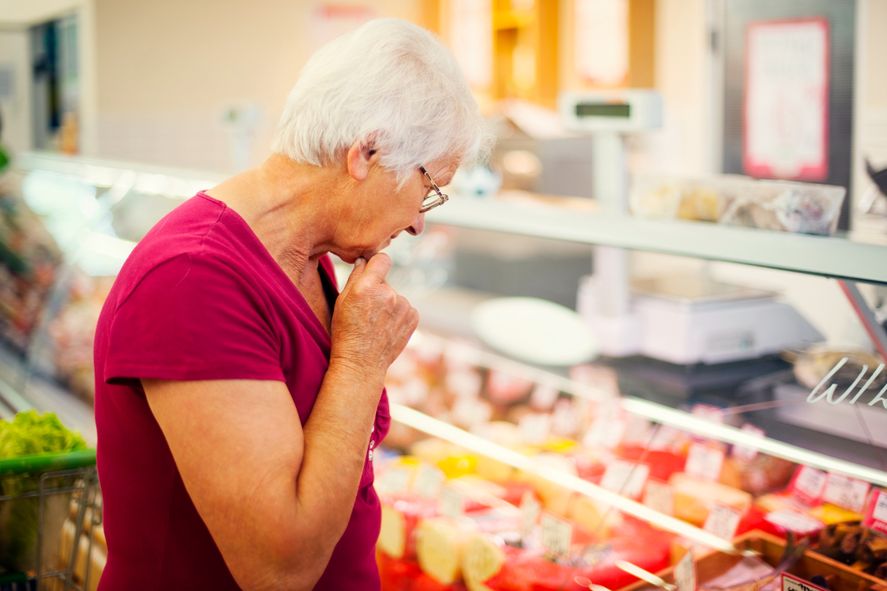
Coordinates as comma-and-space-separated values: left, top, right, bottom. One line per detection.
560, 90, 823, 364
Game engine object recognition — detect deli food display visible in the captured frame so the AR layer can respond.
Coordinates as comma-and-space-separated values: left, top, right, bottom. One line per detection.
2, 154, 886, 591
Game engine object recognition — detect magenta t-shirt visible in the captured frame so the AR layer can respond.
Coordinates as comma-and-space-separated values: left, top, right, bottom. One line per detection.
94, 193, 390, 590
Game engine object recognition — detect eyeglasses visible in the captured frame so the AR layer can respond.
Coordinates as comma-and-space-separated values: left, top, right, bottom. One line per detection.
418, 165, 449, 213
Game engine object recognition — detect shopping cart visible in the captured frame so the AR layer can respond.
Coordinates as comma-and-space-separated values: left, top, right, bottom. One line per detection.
0, 449, 99, 591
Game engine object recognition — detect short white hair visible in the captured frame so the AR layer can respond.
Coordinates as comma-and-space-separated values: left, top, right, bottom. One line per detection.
272, 18, 490, 186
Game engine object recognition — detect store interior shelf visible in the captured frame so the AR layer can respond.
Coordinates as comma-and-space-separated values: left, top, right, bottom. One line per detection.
430, 197, 887, 285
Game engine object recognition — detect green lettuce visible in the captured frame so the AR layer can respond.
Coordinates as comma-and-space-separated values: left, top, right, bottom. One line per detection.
0, 410, 88, 573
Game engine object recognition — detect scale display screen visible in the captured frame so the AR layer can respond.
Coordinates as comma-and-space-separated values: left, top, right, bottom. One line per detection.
574, 102, 632, 118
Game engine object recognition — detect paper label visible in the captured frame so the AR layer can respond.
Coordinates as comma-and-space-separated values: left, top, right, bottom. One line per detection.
733, 424, 765, 461
440, 486, 464, 519
863, 488, 887, 535
765, 510, 823, 534
675, 550, 696, 591
520, 490, 542, 539
648, 425, 682, 451
822, 473, 870, 513
643, 480, 674, 516
375, 467, 411, 496
601, 460, 650, 499
583, 417, 626, 449
541, 514, 572, 559
781, 572, 830, 591
519, 413, 552, 445
703, 504, 742, 540
414, 465, 445, 498
790, 466, 827, 506
685, 444, 725, 481
691, 404, 725, 423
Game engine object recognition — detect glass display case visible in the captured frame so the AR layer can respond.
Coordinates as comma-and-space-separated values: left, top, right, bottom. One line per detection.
2, 151, 887, 591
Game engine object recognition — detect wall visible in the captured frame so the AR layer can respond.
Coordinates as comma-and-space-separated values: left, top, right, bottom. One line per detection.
0, 29, 33, 154
92, 0, 430, 172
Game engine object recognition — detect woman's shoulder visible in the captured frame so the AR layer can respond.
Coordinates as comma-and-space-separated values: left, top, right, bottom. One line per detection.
109, 196, 257, 305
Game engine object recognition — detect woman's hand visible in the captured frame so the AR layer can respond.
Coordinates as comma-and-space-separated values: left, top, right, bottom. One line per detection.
329, 253, 419, 379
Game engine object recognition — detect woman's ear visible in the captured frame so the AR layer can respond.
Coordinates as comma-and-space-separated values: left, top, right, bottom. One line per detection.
345, 136, 381, 181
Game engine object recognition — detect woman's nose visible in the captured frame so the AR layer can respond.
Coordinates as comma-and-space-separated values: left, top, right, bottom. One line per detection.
407, 213, 425, 236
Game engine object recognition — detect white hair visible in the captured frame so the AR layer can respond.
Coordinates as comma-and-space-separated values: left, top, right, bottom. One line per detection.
272, 18, 491, 186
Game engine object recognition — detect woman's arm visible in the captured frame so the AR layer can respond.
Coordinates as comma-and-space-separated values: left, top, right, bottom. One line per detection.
143, 254, 416, 590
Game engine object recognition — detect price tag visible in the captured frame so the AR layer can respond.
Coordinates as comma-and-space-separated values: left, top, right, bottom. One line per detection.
601, 460, 650, 499
691, 404, 725, 423
541, 514, 572, 560
685, 444, 725, 481
789, 466, 827, 506
765, 510, 824, 535
703, 504, 742, 540
375, 467, 411, 496
520, 491, 542, 539
519, 413, 552, 445
823, 473, 870, 513
781, 572, 830, 591
414, 465, 445, 498
648, 425, 682, 451
643, 480, 674, 516
675, 550, 696, 591
583, 418, 626, 449
733, 424, 765, 461
864, 488, 887, 535
440, 486, 464, 519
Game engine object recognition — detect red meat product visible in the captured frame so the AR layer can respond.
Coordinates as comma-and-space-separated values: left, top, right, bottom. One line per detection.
617, 445, 686, 482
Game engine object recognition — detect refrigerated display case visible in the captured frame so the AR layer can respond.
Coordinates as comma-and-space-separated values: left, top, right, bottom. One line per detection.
2, 152, 887, 591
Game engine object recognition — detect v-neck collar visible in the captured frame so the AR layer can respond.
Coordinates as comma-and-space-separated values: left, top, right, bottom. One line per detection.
197, 191, 335, 353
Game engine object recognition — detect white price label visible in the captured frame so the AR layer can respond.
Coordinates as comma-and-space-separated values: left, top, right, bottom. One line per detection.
765, 510, 823, 534
375, 467, 411, 496
601, 460, 650, 499
792, 466, 827, 504
874, 489, 887, 522
643, 480, 674, 516
675, 550, 696, 591
519, 413, 552, 445
823, 473, 870, 513
685, 444, 725, 481
520, 491, 541, 539
440, 486, 464, 519
648, 425, 682, 451
583, 418, 626, 449
541, 514, 572, 559
414, 465, 445, 498
703, 504, 742, 540
733, 424, 765, 461
691, 405, 725, 423
782, 572, 829, 591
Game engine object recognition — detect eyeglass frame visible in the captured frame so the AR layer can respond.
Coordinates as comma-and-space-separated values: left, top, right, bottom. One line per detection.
418, 165, 449, 213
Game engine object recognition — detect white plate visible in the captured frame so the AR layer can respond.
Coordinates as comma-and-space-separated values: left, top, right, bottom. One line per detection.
471, 297, 597, 366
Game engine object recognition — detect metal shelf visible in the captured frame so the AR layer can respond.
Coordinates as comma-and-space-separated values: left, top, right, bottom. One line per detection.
429, 197, 887, 285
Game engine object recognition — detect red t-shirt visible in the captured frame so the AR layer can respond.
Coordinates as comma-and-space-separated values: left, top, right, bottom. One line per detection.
94, 193, 390, 590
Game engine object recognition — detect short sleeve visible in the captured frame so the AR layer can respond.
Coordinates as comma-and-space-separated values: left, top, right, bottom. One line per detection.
102, 253, 285, 385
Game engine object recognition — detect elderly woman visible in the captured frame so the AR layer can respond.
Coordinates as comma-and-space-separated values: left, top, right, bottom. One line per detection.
93, 18, 487, 590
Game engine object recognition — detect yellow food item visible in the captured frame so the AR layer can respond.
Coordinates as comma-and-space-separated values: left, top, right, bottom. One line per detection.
462, 533, 505, 591
808, 503, 862, 525
474, 455, 517, 482
438, 454, 478, 479
378, 505, 408, 558
567, 495, 621, 536
670, 473, 752, 525
416, 517, 468, 585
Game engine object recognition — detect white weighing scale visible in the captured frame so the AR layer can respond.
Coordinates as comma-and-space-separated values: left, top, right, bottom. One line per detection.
560, 90, 822, 363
